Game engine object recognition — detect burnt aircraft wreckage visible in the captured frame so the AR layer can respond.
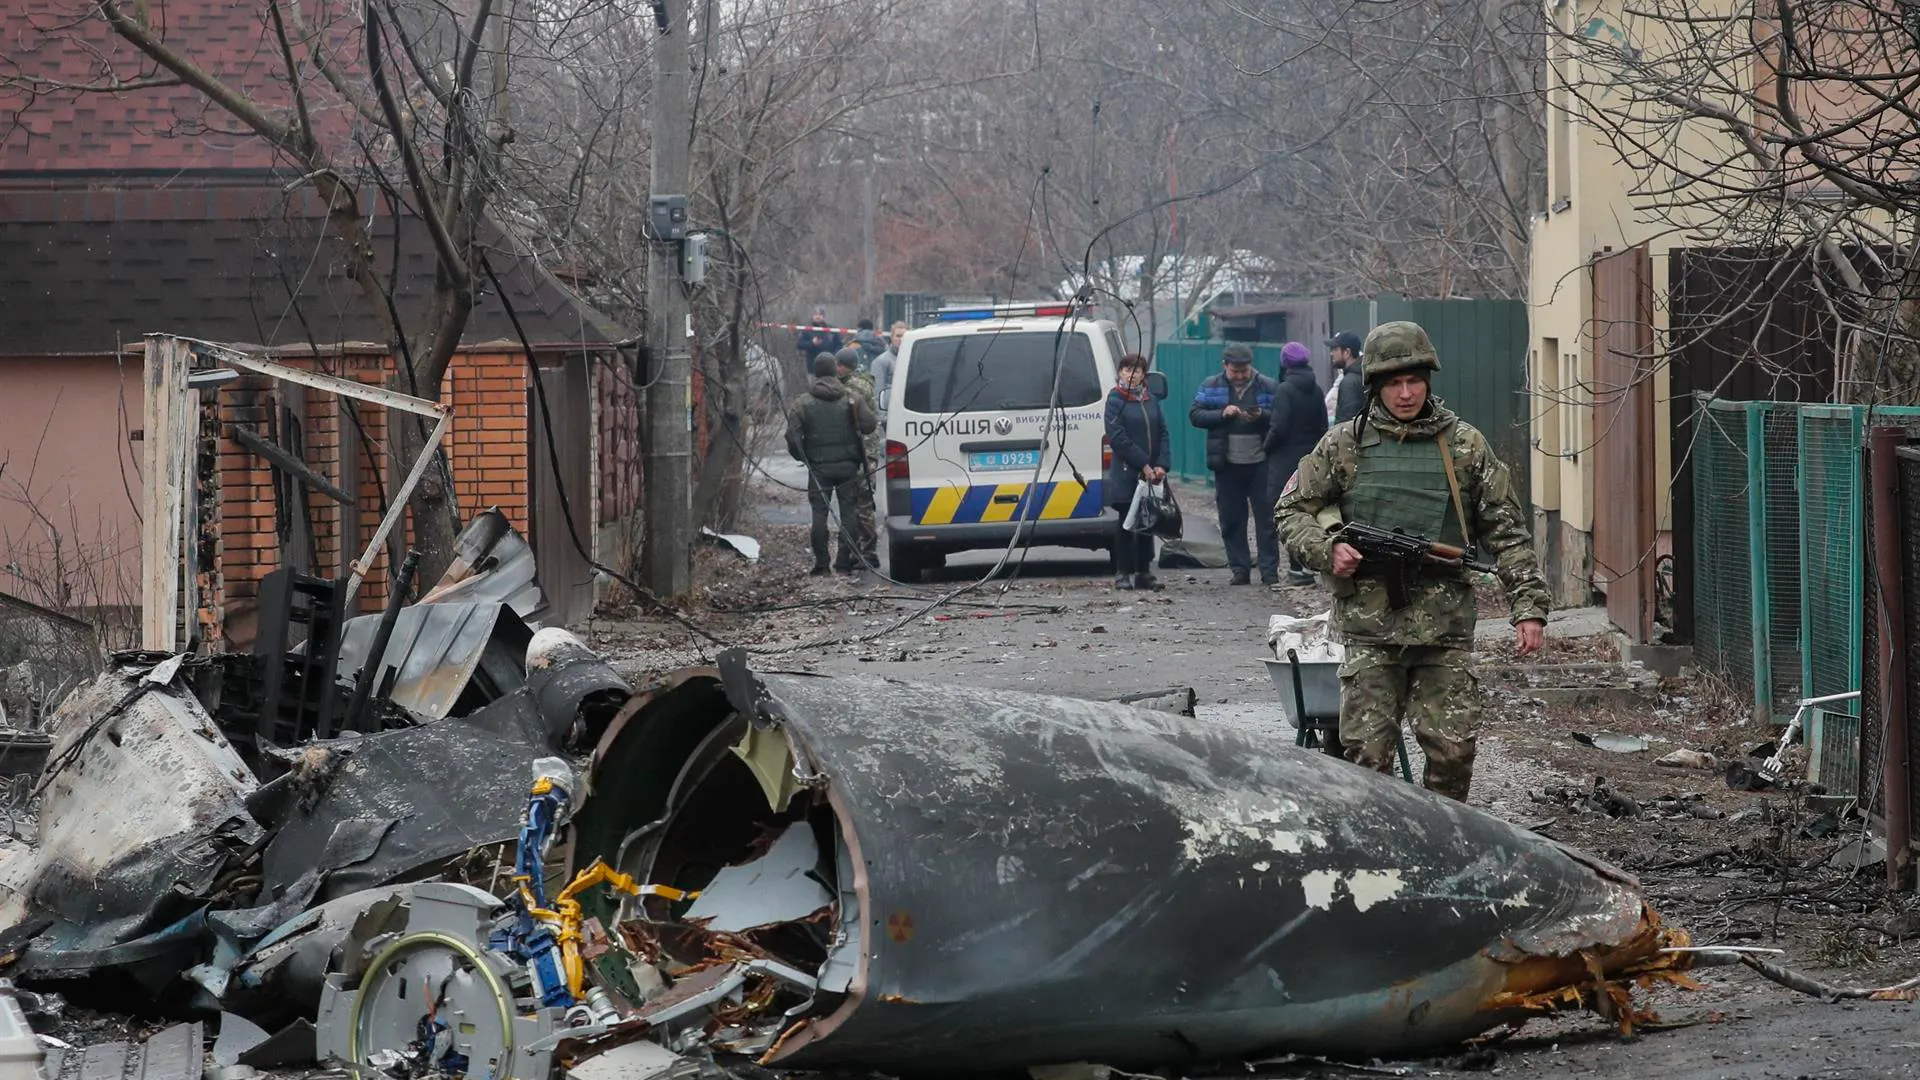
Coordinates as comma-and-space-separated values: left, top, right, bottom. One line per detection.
0, 600, 1701, 1079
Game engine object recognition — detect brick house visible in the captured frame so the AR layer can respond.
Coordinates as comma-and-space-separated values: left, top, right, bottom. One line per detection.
0, 1, 642, 637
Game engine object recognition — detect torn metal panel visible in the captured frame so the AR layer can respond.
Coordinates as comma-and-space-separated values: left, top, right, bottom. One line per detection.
728, 724, 803, 813
577, 655, 1690, 1070
564, 1040, 686, 1080
333, 603, 531, 721
233, 1021, 315, 1070
525, 628, 632, 751
698, 528, 761, 563
0, 664, 260, 968
258, 691, 559, 906
211, 1013, 270, 1067
75, 1023, 202, 1080
187, 886, 411, 1021
418, 508, 544, 619
681, 824, 832, 933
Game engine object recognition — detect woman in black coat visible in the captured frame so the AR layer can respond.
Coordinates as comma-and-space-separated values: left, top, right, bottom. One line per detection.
1104, 352, 1173, 591
1265, 341, 1329, 585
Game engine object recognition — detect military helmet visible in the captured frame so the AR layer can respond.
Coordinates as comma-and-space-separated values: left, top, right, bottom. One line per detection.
1362, 321, 1440, 378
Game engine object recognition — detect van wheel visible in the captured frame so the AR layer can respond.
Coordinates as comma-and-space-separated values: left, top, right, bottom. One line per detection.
889, 540, 926, 582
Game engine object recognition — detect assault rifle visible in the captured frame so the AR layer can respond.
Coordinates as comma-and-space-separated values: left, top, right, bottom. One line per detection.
1331, 521, 1496, 610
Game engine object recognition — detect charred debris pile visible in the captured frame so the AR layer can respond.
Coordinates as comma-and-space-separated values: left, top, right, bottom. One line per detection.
0, 517, 1713, 1080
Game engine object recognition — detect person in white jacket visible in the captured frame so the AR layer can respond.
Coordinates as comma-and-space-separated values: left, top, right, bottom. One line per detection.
870, 320, 906, 417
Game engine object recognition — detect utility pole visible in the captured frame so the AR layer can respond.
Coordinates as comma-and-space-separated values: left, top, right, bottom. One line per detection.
642, 0, 692, 599
861, 164, 877, 318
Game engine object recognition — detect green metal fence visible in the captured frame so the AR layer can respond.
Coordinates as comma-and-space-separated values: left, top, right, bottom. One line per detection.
1155, 295, 1530, 501
1691, 399, 1758, 707
1690, 397, 1920, 792
1150, 341, 1290, 484
1328, 295, 1530, 507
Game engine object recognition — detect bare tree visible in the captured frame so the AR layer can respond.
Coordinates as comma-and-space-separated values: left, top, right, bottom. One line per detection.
2, 0, 518, 577
1554, 0, 1920, 403
504, 0, 1034, 533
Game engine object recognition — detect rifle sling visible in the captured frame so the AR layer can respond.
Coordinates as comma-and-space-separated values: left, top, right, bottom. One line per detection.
1437, 435, 1472, 552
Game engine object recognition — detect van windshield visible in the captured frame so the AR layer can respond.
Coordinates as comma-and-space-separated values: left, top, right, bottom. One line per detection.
902, 331, 1102, 414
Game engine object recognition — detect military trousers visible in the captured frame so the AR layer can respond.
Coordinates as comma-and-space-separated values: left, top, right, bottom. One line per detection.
1338, 643, 1479, 802
808, 471, 876, 571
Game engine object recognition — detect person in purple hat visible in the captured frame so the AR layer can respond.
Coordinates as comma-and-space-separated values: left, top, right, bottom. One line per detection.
1265, 340, 1329, 587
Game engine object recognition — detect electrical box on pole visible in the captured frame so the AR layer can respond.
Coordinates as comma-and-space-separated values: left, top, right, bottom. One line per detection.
648, 195, 689, 241
681, 232, 709, 286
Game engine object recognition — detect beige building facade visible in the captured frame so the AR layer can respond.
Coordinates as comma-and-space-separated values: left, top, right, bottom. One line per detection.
1526, 0, 1745, 616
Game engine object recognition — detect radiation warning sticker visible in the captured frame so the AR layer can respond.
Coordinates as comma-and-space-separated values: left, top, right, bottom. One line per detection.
886, 911, 915, 944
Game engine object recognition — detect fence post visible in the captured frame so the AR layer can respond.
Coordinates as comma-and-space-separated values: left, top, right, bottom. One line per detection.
1869, 426, 1914, 891
1745, 402, 1774, 722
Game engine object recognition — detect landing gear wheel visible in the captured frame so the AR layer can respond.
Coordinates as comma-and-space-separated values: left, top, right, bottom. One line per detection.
347, 931, 521, 1080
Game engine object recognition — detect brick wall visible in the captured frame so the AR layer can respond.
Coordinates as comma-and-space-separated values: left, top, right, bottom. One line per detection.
597, 355, 640, 523
215, 350, 533, 639
444, 351, 530, 528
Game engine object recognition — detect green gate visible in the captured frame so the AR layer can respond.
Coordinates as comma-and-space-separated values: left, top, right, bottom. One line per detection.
1154, 295, 1529, 503
1328, 295, 1530, 509
1150, 340, 1288, 484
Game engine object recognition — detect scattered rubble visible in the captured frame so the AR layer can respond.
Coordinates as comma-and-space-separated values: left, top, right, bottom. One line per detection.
3, 514, 1903, 1080
1654, 748, 1719, 770
1573, 731, 1652, 754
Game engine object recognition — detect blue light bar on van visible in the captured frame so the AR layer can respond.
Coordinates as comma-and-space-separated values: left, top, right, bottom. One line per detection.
930, 302, 1083, 322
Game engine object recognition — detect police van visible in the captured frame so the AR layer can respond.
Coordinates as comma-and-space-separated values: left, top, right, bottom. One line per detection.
881, 301, 1137, 580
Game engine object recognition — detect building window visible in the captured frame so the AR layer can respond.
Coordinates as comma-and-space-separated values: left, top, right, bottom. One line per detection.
1562, 347, 1584, 464
1539, 338, 1562, 464
1551, 41, 1573, 210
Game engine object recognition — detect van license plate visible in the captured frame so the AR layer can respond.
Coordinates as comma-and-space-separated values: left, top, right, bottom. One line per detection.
969, 450, 1041, 471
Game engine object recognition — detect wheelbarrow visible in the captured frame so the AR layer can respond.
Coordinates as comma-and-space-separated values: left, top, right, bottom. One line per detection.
1261, 648, 1413, 783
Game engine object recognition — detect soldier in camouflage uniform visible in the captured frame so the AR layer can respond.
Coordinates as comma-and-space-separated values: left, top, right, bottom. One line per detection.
833, 348, 881, 572
788, 353, 878, 575
1274, 321, 1549, 802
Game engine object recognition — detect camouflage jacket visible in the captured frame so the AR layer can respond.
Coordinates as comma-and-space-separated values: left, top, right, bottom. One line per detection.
844, 370, 882, 459
1275, 399, 1550, 648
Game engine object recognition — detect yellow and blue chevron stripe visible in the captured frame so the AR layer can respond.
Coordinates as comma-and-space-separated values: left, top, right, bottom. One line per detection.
910, 480, 1105, 525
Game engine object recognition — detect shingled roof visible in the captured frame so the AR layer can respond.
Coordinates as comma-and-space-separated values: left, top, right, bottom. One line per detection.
0, 2, 628, 357
0, 0, 364, 174
0, 186, 626, 357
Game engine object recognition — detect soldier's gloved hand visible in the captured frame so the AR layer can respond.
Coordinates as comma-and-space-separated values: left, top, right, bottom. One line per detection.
1330, 542, 1362, 578
1516, 619, 1545, 657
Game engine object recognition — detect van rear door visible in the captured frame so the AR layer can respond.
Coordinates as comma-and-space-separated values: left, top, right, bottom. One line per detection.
896, 328, 1107, 526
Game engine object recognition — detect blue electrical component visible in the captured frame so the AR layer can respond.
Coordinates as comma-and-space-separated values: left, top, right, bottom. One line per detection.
517, 772, 570, 910
488, 760, 579, 1010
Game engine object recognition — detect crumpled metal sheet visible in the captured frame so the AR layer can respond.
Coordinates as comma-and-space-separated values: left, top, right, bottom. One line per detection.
258, 690, 559, 907
0, 663, 260, 973
580, 654, 1686, 1071
334, 603, 531, 721
418, 508, 544, 618
330, 511, 545, 721
206, 886, 412, 1024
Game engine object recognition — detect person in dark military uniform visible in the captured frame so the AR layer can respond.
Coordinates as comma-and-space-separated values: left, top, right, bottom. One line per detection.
786, 353, 877, 575
835, 347, 881, 568
1275, 321, 1549, 802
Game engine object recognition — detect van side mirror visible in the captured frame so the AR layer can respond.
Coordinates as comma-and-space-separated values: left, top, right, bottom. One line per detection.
1144, 371, 1169, 400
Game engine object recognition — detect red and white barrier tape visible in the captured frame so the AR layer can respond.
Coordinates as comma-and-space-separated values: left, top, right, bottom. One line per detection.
760, 321, 864, 335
